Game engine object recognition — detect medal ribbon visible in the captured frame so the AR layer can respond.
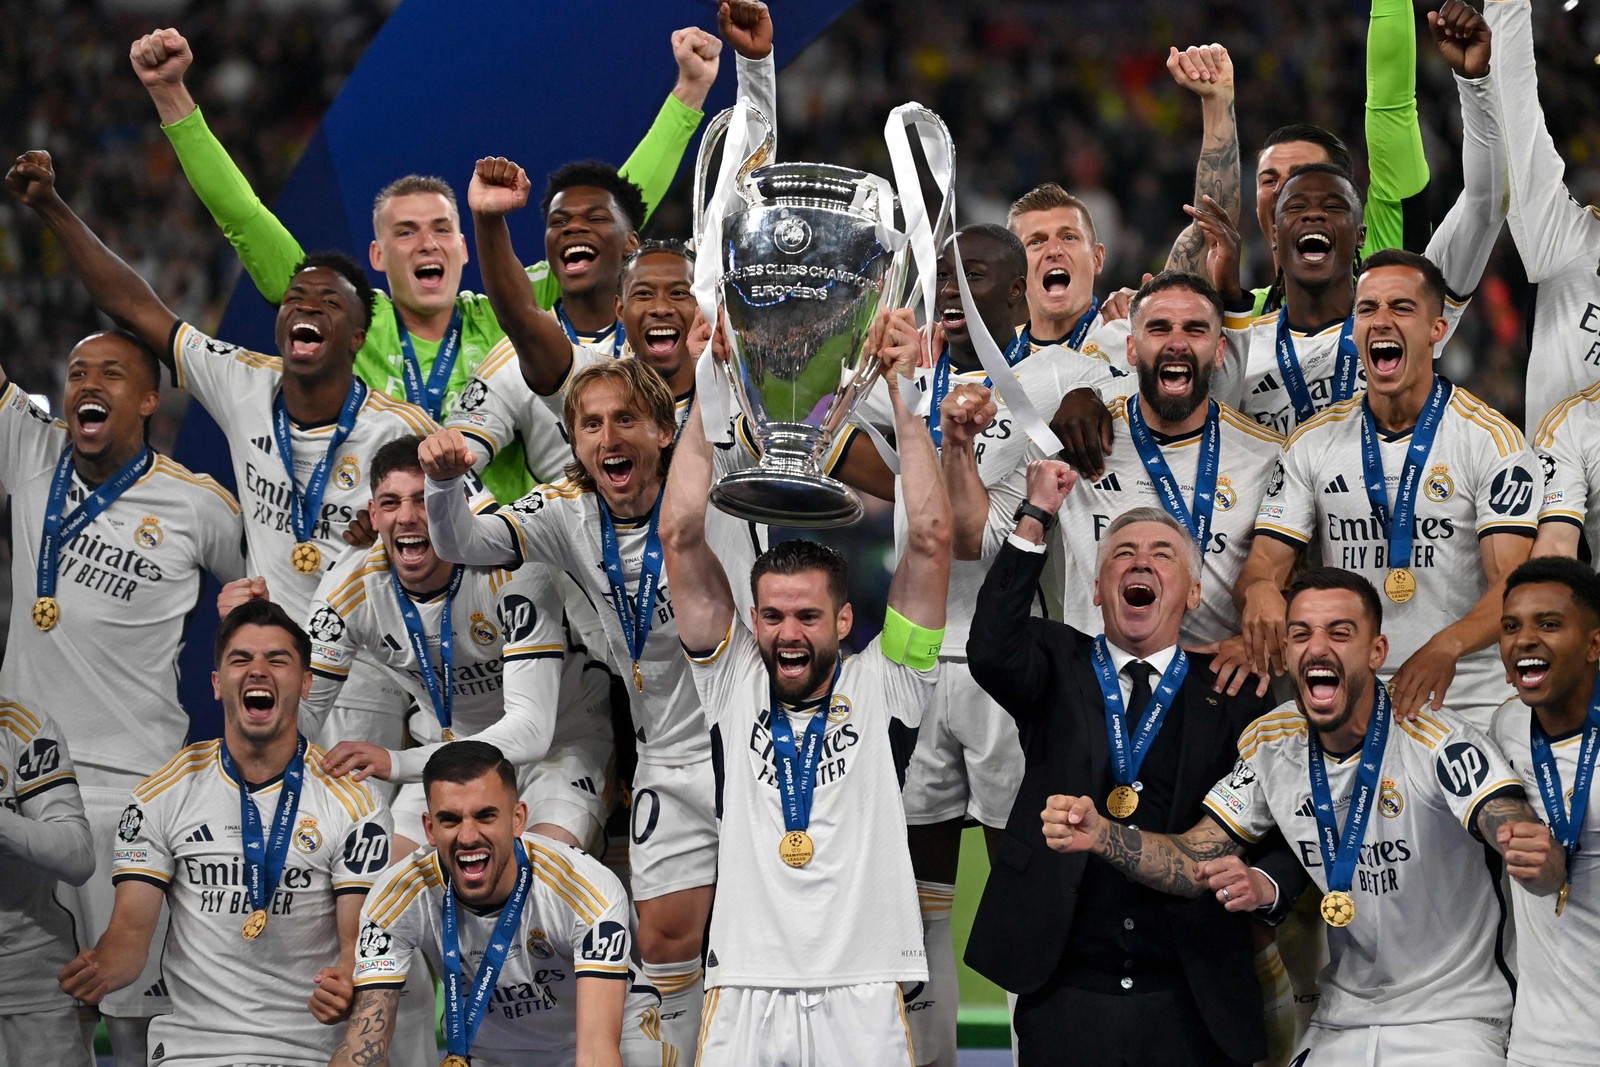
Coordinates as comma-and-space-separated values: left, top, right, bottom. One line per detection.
1306, 683, 1392, 896
394, 305, 462, 421
271, 378, 368, 546
927, 334, 1028, 448
597, 496, 665, 670
390, 564, 466, 737
442, 840, 532, 1061
1090, 637, 1189, 788
1066, 296, 1101, 351
1529, 675, 1600, 875
768, 663, 842, 832
1359, 377, 1450, 573
220, 734, 307, 920
1126, 396, 1220, 549
554, 301, 624, 356
1274, 310, 1358, 425
36, 444, 152, 603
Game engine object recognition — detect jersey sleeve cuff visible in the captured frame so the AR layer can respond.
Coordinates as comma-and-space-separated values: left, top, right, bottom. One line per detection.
1202, 803, 1259, 846
1538, 512, 1585, 528
1475, 522, 1536, 539
112, 871, 171, 889
1465, 781, 1526, 837
685, 623, 735, 665
1255, 524, 1312, 547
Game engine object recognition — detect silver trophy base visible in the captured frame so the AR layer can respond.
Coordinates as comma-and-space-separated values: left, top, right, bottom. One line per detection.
710, 468, 864, 528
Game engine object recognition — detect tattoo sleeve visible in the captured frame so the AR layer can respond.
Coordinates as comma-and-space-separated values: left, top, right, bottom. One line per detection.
329, 989, 397, 1067
1476, 795, 1541, 845
1166, 98, 1242, 274
1097, 820, 1244, 896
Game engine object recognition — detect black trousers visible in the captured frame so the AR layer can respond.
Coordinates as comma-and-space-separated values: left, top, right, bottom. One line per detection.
1014, 981, 1248, 1067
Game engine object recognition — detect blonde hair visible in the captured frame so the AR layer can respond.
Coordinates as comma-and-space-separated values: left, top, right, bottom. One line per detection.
1006, 183, 1098, 244
560, 359, 677, 488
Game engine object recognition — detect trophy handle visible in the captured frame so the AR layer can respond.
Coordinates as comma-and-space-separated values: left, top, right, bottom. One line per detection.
692, 105, 777, 244
882, 104, 957, 316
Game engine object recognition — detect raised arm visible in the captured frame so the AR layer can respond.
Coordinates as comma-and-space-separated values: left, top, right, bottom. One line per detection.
660, 401, 737, 651
6, 152, 178, 363
327, 988, 399, 1067
939, 382, 1000, 561
420, 429, 522, 566
883, 326, 952, 632
1362, 0, 1430, 256
1043, 794, 1245, 898
1164, 44, 1241, 275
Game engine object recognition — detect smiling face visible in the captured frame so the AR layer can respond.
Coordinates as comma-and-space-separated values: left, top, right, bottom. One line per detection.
1092, 520, 1201, 655
619, 251, 696, 387
1010, 205, 1103, 330
934, 232, 1026, 356
424, 770, 528, 908
1129, 288, 1224, 424
544, 186, 639, 302
370, 466, 452, 591
753, 570, 853, 704
1353, 264, 1446, 408
212, 623, 311, 749
370, 191, 467, 321
1255, 139, 1334, 248
273, 266, 367, 379
63, 333, 159, 467
1500, 581, 1600, 711
1285, 587, 1387, 744
1272, 169, 1364, 292
569, 375, 674, 515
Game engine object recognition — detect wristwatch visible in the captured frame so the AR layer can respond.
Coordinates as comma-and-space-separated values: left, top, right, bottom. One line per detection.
1012, 501, 1055, 533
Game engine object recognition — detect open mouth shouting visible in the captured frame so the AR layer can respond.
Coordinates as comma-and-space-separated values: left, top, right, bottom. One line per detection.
452, 846, 492, 890
1122, 579, 1157, 609
1512, 656, 1551, 693
1367, 338, 1403, 379
1041, 267, 1071, 297
939, 304, 967, 335
775, 644, 812, 681
393, 532, 432, 569
1300, 662, 1342, 712
560, 242, 599, 278
73, 397, 111, 444
1154, 355, 1196, 398
600, 454, 636, 492
1294, 231, 1333, 266
642, 325, 682, 360
288, 320, 326, 361
413, 260, 446, 293
241, 684, 277, 725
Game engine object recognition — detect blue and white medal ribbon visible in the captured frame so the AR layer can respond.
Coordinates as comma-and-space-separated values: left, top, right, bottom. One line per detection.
220, 734, 307, 940
271, 378, 367, 576
441, 840, 532, 1064
1126, 396, 1220, 551
597, 497, 664, 692
1274, 310, 1358, 427
1359, 376, 1449, 604
1090, 637, 1188, 818
395, 304, 462, 420
927, 333, 1028, 448
1530, 675, 1600, 916
33, 444, 151, 631
1307, 684, 1392, 927
554, 301, 624, 356
391, 564, 466, 741
768, 664, 842, 868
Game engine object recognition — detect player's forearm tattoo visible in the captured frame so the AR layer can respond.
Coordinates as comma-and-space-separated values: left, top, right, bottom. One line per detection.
1098, 823, 1243, 897
1168, 101, 1241, 274
331, 989, 396, 1067
1478, 795, 1542, 845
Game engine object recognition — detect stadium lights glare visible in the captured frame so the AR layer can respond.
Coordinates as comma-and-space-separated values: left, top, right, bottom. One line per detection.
1565, 0, 1579, 11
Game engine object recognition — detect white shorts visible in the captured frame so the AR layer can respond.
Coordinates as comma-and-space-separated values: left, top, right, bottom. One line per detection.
390, 732, 613, 852
697, 983, 915, 1067
1292, 1018, 1507, 1067
627, 758, 718, 901
59, 776, 171, 1018
901, 659, 1022, 828
0, 1005, 91, 1067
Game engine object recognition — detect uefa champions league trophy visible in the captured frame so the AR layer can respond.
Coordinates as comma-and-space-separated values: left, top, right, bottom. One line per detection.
692, 103, 954, 527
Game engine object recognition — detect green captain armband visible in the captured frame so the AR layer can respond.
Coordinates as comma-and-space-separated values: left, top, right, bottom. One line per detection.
881, 607, 944, 670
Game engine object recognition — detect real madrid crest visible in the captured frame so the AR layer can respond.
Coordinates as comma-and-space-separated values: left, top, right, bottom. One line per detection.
1215, 474, 1237, 511
1378, 779, 1404, 819
1424, 464, 1454, 503
293, 816, 323, 853
470, 612, 498, 646
527, 927, 554, 959
334, 454, 362, 492
134, 515, 164, 549
826, 696, 852, 724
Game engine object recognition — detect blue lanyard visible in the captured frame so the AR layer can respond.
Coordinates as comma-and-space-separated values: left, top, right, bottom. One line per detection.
220, 734, 306, 918
928, 334, 1028, 447
390, 564, 465, 735
1529, 676, 1600, 875
673, 391, 696, 443
768, 663, 841, 832
1274, 309, 1358, 426
270, 379, 367, 546
1066, 296, 1101, 351
394, 305, 461, 421
554, 301, 624, 356
1359, 377, 1450, 572
1126, 396, 1220, 550
1307, 684, 1392, 896
1090, 638, 1189, 788
441, 840, 532, 1061
597, 497, 665, 675
36, 445, 151, 601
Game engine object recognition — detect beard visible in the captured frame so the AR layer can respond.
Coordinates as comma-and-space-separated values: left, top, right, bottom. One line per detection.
760, 640, 842, 704
1136, 353, 1213, 424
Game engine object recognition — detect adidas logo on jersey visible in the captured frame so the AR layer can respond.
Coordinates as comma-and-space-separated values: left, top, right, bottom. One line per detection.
1092, 473, 1122, 492
183, 824, 215, 843
1252, 374, 1282, 395
1295, 797, 1316, 818
706, 951, 719, 968
571, 777, 598, 796
250, 435, 272, 455
1323, 475, 1351, 494
144, 978, 169, 998
151, 1044, 165, 1061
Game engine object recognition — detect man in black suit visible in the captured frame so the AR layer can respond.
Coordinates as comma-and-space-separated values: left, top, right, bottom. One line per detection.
963, 477, 1305, 1067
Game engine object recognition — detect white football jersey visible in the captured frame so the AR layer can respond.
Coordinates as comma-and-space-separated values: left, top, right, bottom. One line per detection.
0, 701, 93, 1013
1533, 383, 1600, 562
113, 738, 391, 1067
1021, 311, 1134, 374
1256, 387, 1538, 722
445, 339, 575, 485
689, 624, 934, 988
1205, 703, 1520, 1030
352, 835, 636, 1063
0, 381, 245, 775
1052, 396, 1284, 645
850, 344, 1115, 647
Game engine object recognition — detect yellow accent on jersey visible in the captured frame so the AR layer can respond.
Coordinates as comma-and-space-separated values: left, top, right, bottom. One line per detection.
1237, 710, 1310, 760
366, 854, 444, 928
1282, 395, 1364, 449
152, 457, 242, 513
1254, 521, 1313, 546
1463, 778, 1526, 831
1218, 403, 1288, 446
476, 339, 519, 379
686, 624, 735, 666
14, 768, 76, 798
1448, 388, 1525, 457
1533, 380, 1600, 448
1202, 797, 1260, 843
527, 839, 612, 925
112, 866, 173, 884
0, 700, 45, 741
1401, 711, 1451, 748
135, 741, 221, 801
366, 391, 439, 438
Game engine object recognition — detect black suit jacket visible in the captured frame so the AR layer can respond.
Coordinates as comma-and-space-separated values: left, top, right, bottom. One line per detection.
964, 541, 1305, 1065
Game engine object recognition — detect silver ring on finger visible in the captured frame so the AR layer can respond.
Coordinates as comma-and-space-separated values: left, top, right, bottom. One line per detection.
1220, 887, 1230, 902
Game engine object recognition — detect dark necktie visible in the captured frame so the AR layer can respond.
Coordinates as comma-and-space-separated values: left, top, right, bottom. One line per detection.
1126, 660, 1156, 725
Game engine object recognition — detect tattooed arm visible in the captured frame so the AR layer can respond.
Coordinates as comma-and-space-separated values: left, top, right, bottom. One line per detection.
1163, 44, 1241, 274
327, 988, 398, 1067
1477, 793, 1566, 895
1042, 794, 1245, 897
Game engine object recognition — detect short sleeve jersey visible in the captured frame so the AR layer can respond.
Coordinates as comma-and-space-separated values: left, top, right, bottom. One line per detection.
1204, 703, 1520, 1029
1255, 386, 1538, 720
0, 701, 89, 1013
1490, 699, 1600, 1067
1532, 384, 1600, 563
1022, 313, 1134, 373
112, 739, 391, 1067
352, 835, 634, 1061
445, 338, 576, 487
688, 625, 935, 988
1054, 397, 1284, 645
0, 380, 244, 774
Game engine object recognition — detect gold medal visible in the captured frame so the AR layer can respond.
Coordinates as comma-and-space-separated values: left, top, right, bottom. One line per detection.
1320, 890, 1356, 928
778, 829, 815, 868
291, 541, 322, 574
1383, 567, 1416, 604
441, 727, 456, 742
632, 661, 643, 692
31, 595, 60, 632
1557, 881, 1570, 918
241, 908, 269, 940
441, 1056, 471, 1067
1107, 784, 1139, 819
